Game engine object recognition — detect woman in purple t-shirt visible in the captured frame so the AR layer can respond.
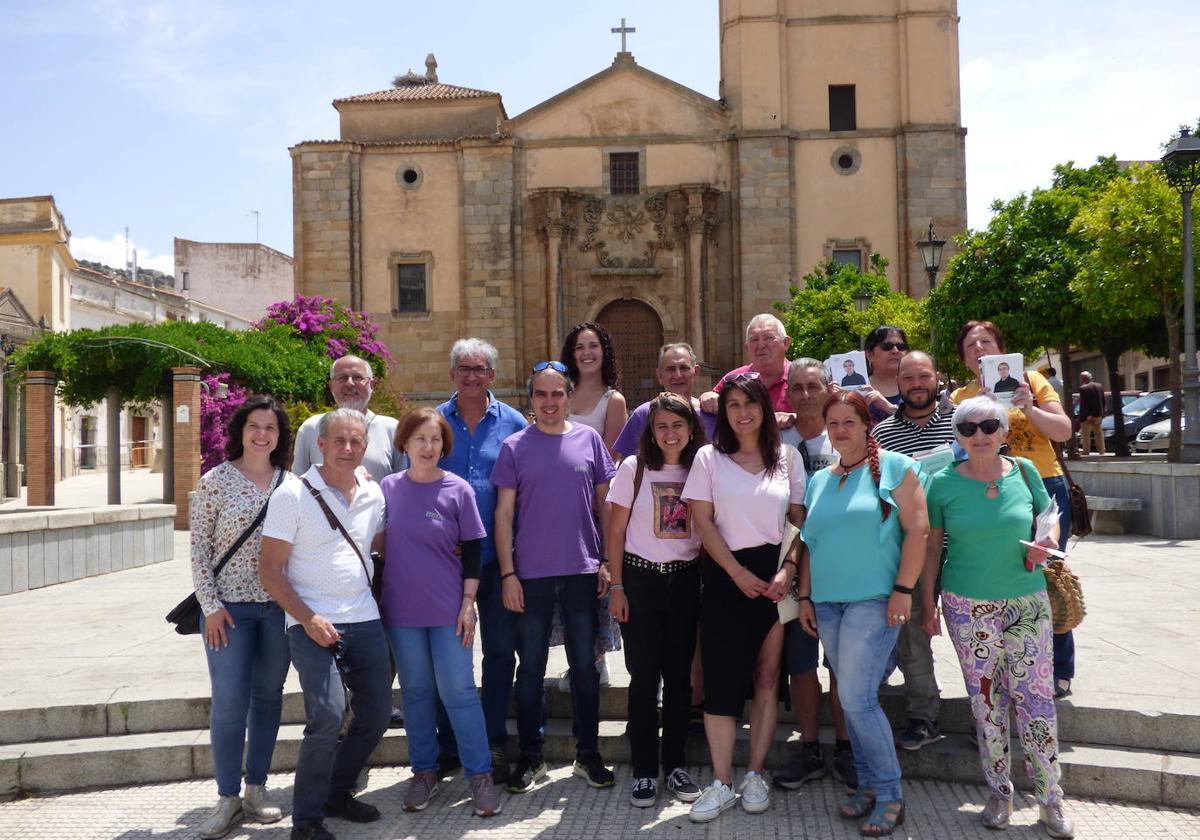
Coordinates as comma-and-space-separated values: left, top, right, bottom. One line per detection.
606, 392, 707, 808
376, 408, 501, 818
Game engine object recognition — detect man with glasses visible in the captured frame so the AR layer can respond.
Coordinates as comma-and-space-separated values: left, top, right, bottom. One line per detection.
433, 338, 529, 783
869, 351, 955, 752
699, 314, 792, 414
260, 409, 390, 840
292, 355, 407, 482
613, 343, 717, 458
492, 361, 617, 794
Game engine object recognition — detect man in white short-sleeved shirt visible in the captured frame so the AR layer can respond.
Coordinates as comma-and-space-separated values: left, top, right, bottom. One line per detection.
260, 408, 389, 833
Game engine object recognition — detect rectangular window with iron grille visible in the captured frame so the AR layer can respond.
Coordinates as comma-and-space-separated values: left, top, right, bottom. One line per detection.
610, 152, 640, 195
395, 263, 427, 313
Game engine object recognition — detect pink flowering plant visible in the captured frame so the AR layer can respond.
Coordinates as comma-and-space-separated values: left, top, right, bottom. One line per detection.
199, 372, 249, 474
257, 295, 392, 371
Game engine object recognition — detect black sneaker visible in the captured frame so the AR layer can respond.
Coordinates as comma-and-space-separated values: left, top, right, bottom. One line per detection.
665, 767, 702, 802
291, 822, 335, 840
323, 792, 380, 823
388, 707, 405, 729
773, 742, 827, 789
489, 745, 511, 785
507, 756, 548, 794
833, 743, 858, 792
895, 718, 943, 751
630, 776, 658, 807
436, 752, 463, 777
572, 752, 616, 788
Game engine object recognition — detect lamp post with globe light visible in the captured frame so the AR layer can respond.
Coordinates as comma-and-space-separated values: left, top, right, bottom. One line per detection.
1161, 127, 1200, 463
917, 223, 946, 366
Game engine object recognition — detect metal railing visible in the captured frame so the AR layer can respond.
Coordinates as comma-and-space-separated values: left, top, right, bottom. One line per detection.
72, 440, 156, 475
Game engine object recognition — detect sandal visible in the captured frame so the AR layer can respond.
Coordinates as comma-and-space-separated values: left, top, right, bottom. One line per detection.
860, 799, 906, 837
839, 788, 876, 819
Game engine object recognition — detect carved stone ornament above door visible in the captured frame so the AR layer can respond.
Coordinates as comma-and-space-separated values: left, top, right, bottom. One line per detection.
578, 193, 673, 269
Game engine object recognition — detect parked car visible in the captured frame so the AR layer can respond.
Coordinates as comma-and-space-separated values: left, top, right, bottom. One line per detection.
1070, 389, 1144, 418
1132, 415, 1186, 452
1101, 391, 1171, 448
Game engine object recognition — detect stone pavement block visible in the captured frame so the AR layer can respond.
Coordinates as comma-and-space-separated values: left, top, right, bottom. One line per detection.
41, 532, 58, 585
0, 539, 10, 595
4, 729, 201, 793
0, 704, 108, 746
10, 533, 27, 593
25, 538, 43, 590
1163, 753, 1200, 808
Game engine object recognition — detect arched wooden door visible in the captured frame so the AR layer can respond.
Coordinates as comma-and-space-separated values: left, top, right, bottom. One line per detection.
596, 299, 664, 409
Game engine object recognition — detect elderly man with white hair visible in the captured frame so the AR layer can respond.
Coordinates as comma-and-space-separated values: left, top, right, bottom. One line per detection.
699, 314, 793, 415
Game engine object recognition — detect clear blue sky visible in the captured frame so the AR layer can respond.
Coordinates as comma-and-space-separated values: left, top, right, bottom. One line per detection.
2, 1, 1195, 274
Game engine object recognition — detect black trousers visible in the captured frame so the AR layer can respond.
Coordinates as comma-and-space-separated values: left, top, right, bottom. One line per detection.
619, 561, 701, 778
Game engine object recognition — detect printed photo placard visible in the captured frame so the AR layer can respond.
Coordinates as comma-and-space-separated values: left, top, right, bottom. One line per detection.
827, 351, 869, 390
980, 353, 1025, 402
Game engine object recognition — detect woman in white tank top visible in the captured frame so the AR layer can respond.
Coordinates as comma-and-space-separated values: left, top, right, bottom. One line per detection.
563, 322, 627, 456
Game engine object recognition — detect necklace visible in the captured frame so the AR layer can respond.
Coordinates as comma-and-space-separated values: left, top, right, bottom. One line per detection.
836, 453, 869, 488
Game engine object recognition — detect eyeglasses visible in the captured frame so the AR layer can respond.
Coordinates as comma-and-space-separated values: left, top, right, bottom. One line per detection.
532, 361, 568, 374
956, 419, 1003, 437
879, 341, 909, 352
722, 370, 761, 384
331, 374, 371, 385
455, 365, 491, 377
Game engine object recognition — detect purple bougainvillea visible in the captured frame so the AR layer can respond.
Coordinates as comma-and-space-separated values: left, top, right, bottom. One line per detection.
199, 372, 249, 474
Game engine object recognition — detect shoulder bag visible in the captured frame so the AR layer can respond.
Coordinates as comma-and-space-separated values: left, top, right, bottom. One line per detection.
166, 469, 283, 635
1013, 458, 1086, 633
301, 477, 383, 603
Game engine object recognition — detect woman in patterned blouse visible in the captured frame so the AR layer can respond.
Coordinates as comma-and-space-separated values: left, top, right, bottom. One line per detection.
190, 395, 292, 839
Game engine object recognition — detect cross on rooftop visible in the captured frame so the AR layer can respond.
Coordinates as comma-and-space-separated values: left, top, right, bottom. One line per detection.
611, 17, 635, 53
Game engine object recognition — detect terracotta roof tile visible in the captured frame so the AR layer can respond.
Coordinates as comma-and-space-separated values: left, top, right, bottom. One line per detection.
335, 82, 499, 104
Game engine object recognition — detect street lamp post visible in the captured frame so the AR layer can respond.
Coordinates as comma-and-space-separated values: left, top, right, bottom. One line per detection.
853, 290, 871, 350
1162, 127, 1200, 463
917, 223, 946, 365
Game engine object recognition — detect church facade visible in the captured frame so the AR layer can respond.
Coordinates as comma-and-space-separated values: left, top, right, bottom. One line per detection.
291, 1, 967, 405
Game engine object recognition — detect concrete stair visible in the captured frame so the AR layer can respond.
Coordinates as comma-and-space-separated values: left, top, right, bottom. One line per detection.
2, 685, 1198, 806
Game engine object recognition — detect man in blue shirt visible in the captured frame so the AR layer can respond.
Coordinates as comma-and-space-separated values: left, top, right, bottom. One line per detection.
435, 338, 529, 784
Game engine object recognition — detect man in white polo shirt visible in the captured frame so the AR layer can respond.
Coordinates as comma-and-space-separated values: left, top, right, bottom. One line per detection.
260, 409, 389, 840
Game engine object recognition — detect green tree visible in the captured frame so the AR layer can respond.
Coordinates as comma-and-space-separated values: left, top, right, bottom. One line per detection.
776, 255, 928, 361
1072, 163, 1193, 460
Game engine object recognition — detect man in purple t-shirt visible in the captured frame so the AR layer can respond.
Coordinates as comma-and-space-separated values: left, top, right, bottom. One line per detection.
613, 342, 718, 458
492, 362, 616, 794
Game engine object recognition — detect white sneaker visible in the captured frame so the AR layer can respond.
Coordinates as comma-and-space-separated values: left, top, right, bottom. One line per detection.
241, 783, 282, 823
739, 770, 770, 814
198, 795, 242, 839
689, 780, 737, 823
598, 658, 611, 686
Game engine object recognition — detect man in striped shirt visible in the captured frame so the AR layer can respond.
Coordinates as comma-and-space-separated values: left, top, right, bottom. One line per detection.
869, 351, 953, 753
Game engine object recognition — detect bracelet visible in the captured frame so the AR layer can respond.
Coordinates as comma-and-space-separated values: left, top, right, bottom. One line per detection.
892, 583, 915, 595
610, 583, 625, 590
462, 593, 476, 601
797, 595, 812, 603
501, 572, 516, 581
781, 558, 798, 571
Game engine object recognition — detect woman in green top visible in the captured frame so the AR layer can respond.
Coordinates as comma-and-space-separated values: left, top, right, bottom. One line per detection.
921, 395, 1074, 839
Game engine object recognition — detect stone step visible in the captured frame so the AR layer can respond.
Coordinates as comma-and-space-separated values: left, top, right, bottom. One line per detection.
2, 719, 1198, 808
4, 685, 1198, 756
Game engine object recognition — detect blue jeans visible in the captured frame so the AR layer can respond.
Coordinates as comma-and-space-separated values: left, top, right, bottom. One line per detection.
202, 601, 290, 797
1043, 476, 1076, 681
388, 625, 491, 777
515, 573, 600, 758
816, 598, 903, 802
288, 620, 392, 827
435, 562, 522, 753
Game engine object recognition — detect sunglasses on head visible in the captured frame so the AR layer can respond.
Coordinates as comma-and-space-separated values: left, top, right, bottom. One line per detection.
879, 341, 909, 352
956, 418, 1003, 437
532, 361, 568, 374
722, 370, 761, 384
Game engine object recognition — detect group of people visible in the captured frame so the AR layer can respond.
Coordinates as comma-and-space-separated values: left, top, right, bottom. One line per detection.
189, 313, 1078, 840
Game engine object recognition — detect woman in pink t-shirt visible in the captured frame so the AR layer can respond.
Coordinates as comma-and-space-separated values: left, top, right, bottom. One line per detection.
681, 374, 806, 822
606, 393, 707, 808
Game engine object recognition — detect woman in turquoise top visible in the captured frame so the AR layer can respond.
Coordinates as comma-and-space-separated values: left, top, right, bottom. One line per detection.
797, 391, 927, 837
921, 395, 1074, 839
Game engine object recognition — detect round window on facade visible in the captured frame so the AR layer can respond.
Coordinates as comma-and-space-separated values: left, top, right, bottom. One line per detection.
831, 147, 862, 176
396, 164, 423, 189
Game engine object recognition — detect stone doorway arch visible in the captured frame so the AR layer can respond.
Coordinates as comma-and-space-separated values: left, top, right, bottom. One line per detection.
595, 299, 664, 410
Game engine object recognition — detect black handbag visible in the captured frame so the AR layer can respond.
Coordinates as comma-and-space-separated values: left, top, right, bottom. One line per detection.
166, 470, 282, 635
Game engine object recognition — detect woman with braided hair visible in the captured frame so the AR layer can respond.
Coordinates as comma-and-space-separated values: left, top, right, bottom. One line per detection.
797, 391, 928, 837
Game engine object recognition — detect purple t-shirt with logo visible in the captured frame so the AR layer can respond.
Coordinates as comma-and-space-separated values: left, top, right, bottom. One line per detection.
378, 471, 487, 628
490, 423, 616, 580
613, 399, 719, 458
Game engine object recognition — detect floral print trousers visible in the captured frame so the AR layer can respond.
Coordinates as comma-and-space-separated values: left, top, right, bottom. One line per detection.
941, 589, 1064, 805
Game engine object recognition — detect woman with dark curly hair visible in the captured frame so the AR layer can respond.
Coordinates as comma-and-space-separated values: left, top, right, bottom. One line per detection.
190, 394, 292, 839
797, 391, 928, 837
561, 322, 628, 455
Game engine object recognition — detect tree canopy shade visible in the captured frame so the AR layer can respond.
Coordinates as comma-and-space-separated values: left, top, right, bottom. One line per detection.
776, 254, 928, 362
